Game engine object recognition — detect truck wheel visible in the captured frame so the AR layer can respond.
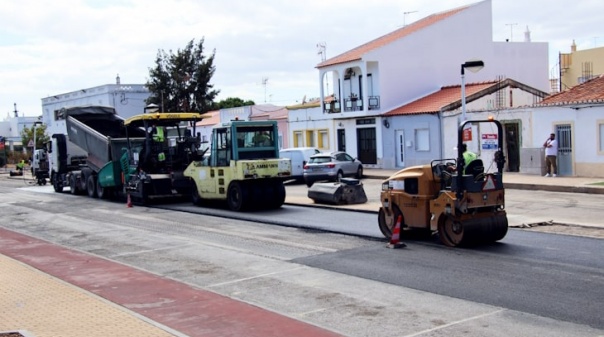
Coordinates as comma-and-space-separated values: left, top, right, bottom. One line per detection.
70, 175, 78, 195
191, 181, 202, 206
227, 182, 246, 212
53, 173, 63, 193
96, 179, 106, 199
87, 175, 98, 198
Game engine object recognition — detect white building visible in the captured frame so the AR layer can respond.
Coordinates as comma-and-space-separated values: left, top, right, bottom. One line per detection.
297, 0, 548, 168
41, 77, 150, 136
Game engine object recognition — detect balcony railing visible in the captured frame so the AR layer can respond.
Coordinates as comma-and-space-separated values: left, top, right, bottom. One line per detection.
324, 95, 380, 113
323, 100, 342, 114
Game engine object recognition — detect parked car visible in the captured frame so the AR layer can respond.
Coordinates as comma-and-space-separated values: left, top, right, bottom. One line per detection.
280, 147, 320, 182
303, 151, 363, 187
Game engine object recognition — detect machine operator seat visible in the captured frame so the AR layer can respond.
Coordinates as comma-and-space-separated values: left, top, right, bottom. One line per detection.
465, 159, 484, 179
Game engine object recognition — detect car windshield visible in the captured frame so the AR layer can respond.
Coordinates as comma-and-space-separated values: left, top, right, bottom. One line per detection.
308, 156, 332, 164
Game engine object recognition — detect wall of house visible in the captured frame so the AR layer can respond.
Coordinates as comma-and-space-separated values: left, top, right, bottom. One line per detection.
382, 114, 441, 169
561, 46, 604, 89
365, 0, 548, 114
531, 105, 604, 177
441, 106, 535, 173
287, 107, 334, 153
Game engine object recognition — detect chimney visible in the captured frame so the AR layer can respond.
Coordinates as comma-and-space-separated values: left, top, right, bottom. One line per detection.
524, 26, 531, 42
571, 40, 577, 52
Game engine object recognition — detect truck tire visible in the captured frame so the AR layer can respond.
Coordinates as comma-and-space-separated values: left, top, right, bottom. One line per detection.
53, 173, 64, 193
70, 175, 78, 195
87, 175, 98, 198
96, 179, 106, 199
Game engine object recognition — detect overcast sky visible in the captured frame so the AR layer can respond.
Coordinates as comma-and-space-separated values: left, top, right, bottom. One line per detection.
1, 0, 602, 117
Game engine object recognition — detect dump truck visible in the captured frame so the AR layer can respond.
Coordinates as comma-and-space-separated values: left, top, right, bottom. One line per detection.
49, 106, 147, 197
378, 118, 508, 247
49, 105, 207, 204
184, 120, 292, 211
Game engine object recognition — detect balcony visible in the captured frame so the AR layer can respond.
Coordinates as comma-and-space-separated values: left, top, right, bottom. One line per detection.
324, 95, 380, 113
323, 100, 342, 114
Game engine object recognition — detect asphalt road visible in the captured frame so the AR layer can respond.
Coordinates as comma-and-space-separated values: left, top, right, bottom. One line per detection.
1, 178, 604, 336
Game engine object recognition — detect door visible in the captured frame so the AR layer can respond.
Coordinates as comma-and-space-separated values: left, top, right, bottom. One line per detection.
556, 124, 572, 176
504, 123, 520, 172
337, 129, 346, 152
356, 127, 377, 164
395, 130, 405, 167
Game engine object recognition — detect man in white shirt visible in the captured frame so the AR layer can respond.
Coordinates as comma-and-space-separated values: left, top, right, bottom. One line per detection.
543, 133, 558, 177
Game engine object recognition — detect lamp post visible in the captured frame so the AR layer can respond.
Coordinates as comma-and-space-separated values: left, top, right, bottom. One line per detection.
144, 103, 159, 114
460, 60, 484, 123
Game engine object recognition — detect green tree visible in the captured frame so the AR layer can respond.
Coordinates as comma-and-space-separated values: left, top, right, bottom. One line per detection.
146, 38, 219, 113
21, 124, 49, 151
214, 97, 255, 109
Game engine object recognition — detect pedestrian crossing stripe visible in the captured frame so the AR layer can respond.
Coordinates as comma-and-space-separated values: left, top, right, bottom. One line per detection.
482, 175, 496, 191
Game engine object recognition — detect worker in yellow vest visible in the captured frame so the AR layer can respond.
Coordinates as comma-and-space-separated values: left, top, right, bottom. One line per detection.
16, 159, 25, 172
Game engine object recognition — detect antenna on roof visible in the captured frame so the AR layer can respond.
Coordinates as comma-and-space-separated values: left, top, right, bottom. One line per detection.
261, 77, 269, 102
317, 42, 326, 62
403, 11, 418, 27
505, 23, 518, 42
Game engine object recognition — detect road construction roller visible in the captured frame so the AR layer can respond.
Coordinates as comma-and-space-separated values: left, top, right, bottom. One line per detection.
378, 119, 508, 247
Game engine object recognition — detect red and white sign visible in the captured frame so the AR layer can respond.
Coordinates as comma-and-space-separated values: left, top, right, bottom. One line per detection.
482, 175, 497, 191
462, 128, 472, 141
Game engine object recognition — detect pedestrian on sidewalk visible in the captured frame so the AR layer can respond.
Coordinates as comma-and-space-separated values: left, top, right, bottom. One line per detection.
543, 133, 558, 177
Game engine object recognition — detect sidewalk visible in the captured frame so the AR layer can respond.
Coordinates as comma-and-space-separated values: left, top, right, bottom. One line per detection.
362, 168, 604, 194
2, 168, 604, 337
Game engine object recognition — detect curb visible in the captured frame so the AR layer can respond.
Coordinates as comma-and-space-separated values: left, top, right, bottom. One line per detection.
504, 183, 604, 195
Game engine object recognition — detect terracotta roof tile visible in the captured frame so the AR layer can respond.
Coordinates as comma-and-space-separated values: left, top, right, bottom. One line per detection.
539, 75, 604, 106
384, 81, 497, 116
317, 4, 472, 68
195, 110, 220, 126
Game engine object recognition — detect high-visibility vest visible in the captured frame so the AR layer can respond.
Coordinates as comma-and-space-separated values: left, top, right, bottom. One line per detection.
463, 151, 477, 173
153, 126, 165, 142
16, 160, 25, 169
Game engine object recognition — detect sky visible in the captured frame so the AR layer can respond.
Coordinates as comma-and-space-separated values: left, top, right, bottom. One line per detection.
1, 0, 603, 118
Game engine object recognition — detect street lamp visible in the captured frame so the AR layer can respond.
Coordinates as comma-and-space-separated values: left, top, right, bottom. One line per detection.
144, 103, 159, 114
460, 60, 484, 123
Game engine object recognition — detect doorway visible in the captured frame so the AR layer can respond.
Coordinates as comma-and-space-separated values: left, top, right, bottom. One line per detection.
556, 124, 572, 176
337, 129, 346, 152
356, 127, 377, 164
395, 130, 405, 167
504, 123, 520, 172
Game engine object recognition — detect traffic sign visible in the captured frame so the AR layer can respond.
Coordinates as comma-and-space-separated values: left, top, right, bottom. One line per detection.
28, 140, 34, 147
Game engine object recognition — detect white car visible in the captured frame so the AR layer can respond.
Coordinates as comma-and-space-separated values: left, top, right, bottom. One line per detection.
280, 147, 320, 182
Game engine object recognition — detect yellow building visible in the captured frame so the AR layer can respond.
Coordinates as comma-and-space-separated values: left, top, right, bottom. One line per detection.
559, 41, 604, 91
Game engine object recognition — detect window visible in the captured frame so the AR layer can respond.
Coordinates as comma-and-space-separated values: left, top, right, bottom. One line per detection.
293, 131, 303, 147
318, 129, 329, 149
306, 130, 315, 147
415, 128, 430, 152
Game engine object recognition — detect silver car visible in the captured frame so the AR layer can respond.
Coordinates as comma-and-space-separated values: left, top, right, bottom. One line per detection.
303, 151, 363, 187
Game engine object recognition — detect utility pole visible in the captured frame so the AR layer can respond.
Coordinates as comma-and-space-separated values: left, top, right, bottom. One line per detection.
505, 23, 518, 41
